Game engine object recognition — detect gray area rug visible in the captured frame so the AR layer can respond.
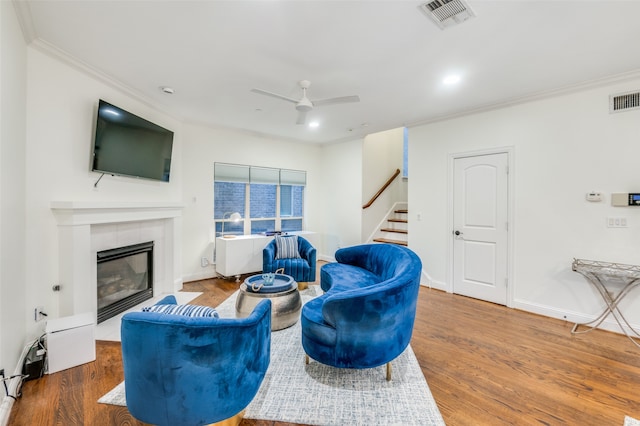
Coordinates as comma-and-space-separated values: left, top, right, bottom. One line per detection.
99, 286, 445, 425
625, 416, 640, 426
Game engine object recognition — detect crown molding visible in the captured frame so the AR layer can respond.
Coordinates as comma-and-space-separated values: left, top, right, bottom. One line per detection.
12, 0, 37, 43
27, 33, 354, 146
16, 0, 640, 145
27, 37, 185, 124
407, 68, 640, 129
32, 38, 175, 114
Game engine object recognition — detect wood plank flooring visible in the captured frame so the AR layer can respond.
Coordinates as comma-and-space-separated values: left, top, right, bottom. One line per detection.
8, 275, 640, 425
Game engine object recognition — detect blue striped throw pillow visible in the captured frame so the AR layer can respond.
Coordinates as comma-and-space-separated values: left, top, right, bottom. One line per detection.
275, 235, 301, 260
142, 304, 219, 318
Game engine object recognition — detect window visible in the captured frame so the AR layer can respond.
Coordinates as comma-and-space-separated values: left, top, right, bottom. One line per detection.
280, 185, 293, 216
214, 163, 306, 236
213, 182, 245, 235
250, 183, 276, 234
280, 185, 304, 232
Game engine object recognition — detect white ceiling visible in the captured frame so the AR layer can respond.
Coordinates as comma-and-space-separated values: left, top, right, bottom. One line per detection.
16, 0, 640, 144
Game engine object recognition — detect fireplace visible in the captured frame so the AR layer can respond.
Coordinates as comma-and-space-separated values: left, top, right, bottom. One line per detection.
51, 201, 183, 320
97, 241, 154, 323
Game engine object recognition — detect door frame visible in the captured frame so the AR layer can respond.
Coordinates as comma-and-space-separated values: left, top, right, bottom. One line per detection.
446, 146, 515, 308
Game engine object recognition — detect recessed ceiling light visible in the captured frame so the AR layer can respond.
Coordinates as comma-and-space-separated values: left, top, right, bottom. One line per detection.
308, 121, 320, 128
443, 74, 461, 86
159, 86, 175, 94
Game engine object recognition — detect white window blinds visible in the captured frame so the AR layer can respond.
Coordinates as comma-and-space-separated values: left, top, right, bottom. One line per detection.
280, 169, 306, 186
214, 163, 249, 183
215, 163, 306, 185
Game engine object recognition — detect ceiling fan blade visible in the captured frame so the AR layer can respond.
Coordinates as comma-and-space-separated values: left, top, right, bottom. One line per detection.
313, 95, 360, 106
250, 88, 298, 104
296, 110, 307, 125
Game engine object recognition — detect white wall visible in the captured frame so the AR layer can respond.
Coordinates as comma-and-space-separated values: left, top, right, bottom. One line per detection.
0, 0, 28, 378
409, 77, 640, 331
362, 127, 406, 241
24, 47, 182, 338
180, 122, 324, 281
18, 5, 640, 371
21, 40, 361, 347
319, 138, 364, 259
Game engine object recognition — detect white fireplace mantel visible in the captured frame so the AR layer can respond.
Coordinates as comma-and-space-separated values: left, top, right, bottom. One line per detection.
51, 201, 183, 225
51, 201, 184, 320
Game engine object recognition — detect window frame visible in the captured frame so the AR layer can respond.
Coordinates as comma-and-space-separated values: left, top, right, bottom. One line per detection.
214, 163, 306, 236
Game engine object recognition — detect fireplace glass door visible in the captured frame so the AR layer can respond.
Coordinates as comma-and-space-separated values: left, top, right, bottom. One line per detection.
97, 241, 153, 323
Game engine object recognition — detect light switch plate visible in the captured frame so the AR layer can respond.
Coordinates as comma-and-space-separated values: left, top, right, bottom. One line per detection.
607, 217, 628, 228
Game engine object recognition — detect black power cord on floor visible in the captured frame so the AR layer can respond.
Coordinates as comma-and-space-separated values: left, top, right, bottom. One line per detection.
1, 334, 47, 400
1, 371, 27, 400
22, 334, 46, 383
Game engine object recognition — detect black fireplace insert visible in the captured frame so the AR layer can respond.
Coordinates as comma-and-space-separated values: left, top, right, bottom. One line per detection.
97, 241, 154, 323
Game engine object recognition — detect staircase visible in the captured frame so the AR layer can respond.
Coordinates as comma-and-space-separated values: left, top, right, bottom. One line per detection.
373, 208, 408, 246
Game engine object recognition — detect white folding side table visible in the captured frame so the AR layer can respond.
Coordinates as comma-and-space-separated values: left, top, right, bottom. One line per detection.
571, 258, 640, 348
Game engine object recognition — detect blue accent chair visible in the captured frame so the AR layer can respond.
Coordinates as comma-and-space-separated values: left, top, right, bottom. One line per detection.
263, 235, 317, 282
301, 243, 422, 380
121, 296, 271, 426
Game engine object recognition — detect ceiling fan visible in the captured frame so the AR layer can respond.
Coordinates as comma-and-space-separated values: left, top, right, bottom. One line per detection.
251, 80, 360, 125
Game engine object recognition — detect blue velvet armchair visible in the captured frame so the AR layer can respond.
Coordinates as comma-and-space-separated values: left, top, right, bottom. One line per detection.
301, 243, 422, 380
121, 296, 271, 426
263, 235, 316, 282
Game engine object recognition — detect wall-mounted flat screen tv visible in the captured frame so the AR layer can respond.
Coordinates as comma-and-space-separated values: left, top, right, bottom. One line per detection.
92, 100, 174, 182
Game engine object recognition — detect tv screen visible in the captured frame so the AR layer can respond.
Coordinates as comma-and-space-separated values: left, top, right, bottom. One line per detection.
92, 100, 174, 182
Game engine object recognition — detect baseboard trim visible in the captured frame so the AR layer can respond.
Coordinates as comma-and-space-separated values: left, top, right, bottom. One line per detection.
173, 277, 184, 292
0, 343, 31, 426
420, 270, 447, 291
512, 298, 640, 336
317, 254, 335, 263
411, 281, 638, 336
182, 270, 217, 283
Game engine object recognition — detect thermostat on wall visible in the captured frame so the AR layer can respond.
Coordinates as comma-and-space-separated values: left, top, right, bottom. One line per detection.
586, 192, 603, 202
612, 193, 640, 206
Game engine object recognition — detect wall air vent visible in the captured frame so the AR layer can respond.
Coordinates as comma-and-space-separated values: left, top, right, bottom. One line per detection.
610, 91, 640, 113
420, 0, 475, 30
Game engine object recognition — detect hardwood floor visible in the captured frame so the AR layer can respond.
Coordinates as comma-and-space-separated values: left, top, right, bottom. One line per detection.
8, 276, 640, 425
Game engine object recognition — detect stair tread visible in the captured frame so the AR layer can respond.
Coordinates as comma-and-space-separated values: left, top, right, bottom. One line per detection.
388, 218, 408, 223
380, 228, 408, 234
395, 209, 408, 214
373, 238, 408, 246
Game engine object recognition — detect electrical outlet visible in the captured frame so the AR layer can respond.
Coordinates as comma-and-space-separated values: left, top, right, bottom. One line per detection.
34, 306, 45, 322
201, 257, 209, 267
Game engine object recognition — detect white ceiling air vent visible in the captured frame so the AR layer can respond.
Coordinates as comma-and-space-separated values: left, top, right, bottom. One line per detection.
610, 91, 640, 113
420, 0, 475, 30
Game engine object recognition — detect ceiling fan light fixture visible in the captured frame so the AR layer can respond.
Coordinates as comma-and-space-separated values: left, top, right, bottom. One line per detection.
296, 98, 313, 111
308, 121, 320, 128
251, 79, 360, 125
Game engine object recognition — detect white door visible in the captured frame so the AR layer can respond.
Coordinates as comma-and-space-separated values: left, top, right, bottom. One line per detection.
453, 153, 509, 305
